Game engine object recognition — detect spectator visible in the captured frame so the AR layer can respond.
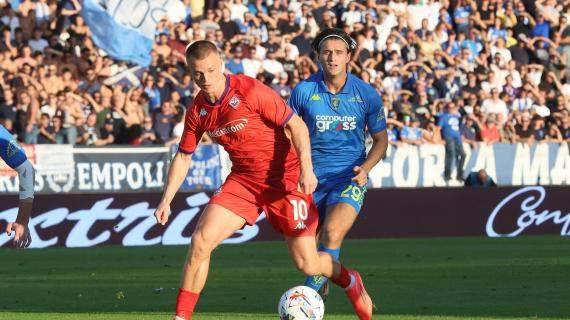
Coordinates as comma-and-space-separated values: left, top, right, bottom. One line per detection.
0, 88, 17, 124
341, 2, 362, 26
154, 33, 172, 59
228, 0, 249, 24
261, 46, 284, 79
461, 72, 481, 96
386, 118, 402, 147
153, 101, 176, 143
532, 14, 551, 38
143, 75, 161, 112
200, 9, 220, 31
438, 101, 465, 181
165, 111, 185, 147
271, 72, 291, 100
479, 114, 501, 144
51, 115, 67, 144
139, 116, 158, 145
291, 26, 313, 57
35, 0, 50, 26
400, 115, 423, 145
156, 73, 174, 105
514, 112, 535, 144
219, 8, 240, 39
29, 29, 48, 53
98, 117, 115, 146
460, 114, 479, 148
533, 117, 547, 142
278, 11, 300, 35
481, 88, 509, 124
464, 169, 497, 187
35, 113, 55, 144
76, 113, 100, 146
560, 114, 570, 141
423, 119, 444, 144
226, 46, 245, 74
453, 0, 473, 34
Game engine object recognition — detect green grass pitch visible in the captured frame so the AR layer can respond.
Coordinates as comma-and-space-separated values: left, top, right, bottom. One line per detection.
1, 236, 569, 319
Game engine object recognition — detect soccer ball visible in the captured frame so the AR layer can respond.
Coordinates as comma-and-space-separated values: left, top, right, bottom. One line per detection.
278, 286, 325, 320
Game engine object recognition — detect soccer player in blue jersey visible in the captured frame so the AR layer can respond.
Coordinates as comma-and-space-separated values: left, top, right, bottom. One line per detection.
288, 28, 388, 305
1, 124, 34, 248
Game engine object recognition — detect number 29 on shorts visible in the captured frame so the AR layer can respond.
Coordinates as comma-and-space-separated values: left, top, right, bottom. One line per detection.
340, 184, 366, 203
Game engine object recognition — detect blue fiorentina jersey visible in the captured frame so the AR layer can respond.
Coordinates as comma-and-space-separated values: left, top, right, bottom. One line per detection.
0, 125, 26, 169
288, 71, 386, 180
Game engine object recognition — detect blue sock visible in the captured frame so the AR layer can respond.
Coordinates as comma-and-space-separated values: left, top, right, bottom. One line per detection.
304, 245, 341, 291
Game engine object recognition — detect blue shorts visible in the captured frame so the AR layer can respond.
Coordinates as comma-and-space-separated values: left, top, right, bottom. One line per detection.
313, 177, 367, 221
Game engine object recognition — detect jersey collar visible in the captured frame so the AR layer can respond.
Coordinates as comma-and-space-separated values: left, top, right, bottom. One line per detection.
316, 70, 353, 95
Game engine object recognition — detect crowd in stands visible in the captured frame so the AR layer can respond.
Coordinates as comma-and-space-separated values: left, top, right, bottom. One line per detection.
0, 0, 569, 149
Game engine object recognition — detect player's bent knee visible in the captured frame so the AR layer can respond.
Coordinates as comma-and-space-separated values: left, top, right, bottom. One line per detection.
321, 226, 344, 247
293, 256, 321, 276
189, 230, 215, 261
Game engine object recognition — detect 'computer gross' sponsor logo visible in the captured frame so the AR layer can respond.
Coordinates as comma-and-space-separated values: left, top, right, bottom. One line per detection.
315, 115, 356, 132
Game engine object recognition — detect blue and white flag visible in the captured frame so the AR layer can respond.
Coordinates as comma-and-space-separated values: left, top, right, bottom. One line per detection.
103, 66, 146, 87
172, 144, 223, 191
9, 0, 21, 10
81, 0, 185, 66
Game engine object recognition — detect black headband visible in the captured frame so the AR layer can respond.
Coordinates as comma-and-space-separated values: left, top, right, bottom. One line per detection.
312, 28, 357, 53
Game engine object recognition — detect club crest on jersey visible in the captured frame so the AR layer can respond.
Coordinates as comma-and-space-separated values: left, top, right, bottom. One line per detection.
331, 97, 341, 110
6, 140, 21, 158
229, 96, 240, 109
199, 108, 208, 117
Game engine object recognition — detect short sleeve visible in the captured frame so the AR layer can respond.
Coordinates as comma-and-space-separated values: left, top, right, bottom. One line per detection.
365, 89, 387, 134
178, 107, 204, 154
0, 126, 27, 169
437, 114, 445, 127
249, 79, 294, 126
287, 85, 305, 117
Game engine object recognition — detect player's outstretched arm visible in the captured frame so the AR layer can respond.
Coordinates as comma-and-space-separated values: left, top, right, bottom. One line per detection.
5, 160, 34, 249
285, 114, 318, 194
5, 199, 33, 249
353, 130, 388, 187
155, 152, 193, 225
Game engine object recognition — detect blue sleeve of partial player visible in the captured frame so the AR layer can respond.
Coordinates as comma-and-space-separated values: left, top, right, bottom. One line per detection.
0, 125, 27, 169
287, 85, 304, 117
365, 88, 387, 134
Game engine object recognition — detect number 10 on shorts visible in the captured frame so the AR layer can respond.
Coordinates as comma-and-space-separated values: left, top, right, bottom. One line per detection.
290, 199, 308, 221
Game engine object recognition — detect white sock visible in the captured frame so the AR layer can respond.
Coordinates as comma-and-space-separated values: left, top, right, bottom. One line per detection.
344, 274, 356, 291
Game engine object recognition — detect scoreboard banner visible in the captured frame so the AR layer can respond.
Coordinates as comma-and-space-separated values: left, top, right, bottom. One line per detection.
0, 186, 568, 248
0, 146, 169, 194
368, 142, 570, 188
